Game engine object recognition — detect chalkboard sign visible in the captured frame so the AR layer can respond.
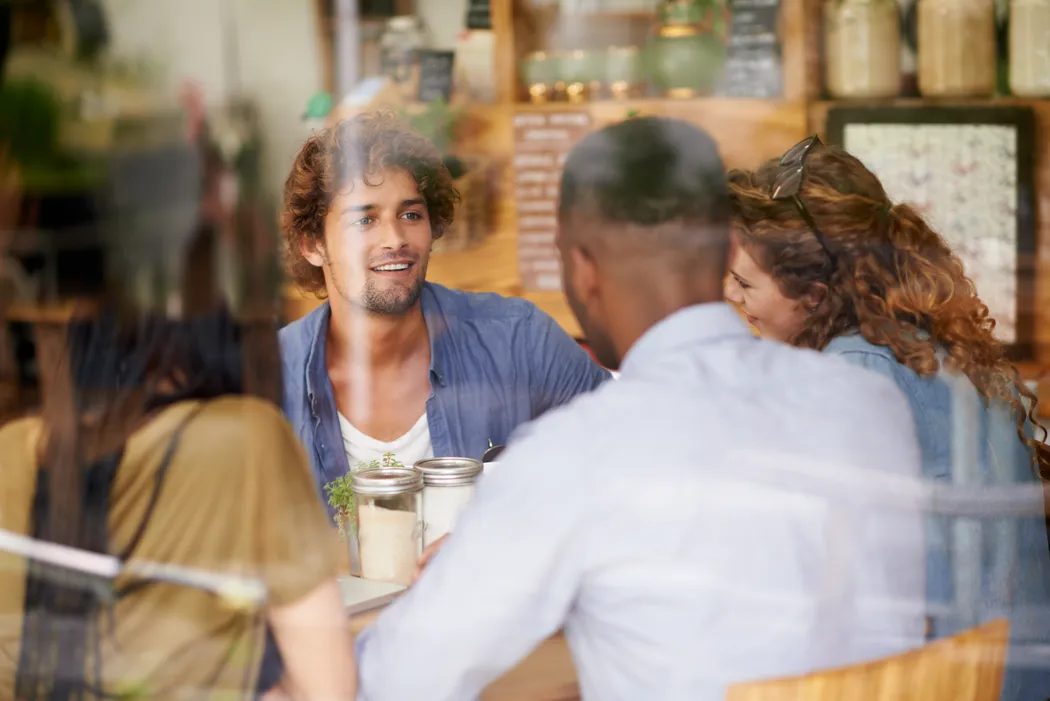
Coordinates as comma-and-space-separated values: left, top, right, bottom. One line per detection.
512, 110, 592, 292
417, 50, 455, 103
359, 0, 398, 17
714, 0, 783, 98
466, 0, 491, 30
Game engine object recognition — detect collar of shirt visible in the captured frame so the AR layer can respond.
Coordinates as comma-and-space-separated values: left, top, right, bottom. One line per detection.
304, 283, 449, 407
618, 302, 754, 378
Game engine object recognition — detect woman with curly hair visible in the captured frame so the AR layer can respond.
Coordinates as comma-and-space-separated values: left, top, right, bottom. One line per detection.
724, 135, 1050, 700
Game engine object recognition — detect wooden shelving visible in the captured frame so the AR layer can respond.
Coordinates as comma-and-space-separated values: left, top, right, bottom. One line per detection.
301, 0, 1050, 366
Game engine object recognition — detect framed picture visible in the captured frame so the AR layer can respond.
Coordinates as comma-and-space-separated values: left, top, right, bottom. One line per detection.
826, 106, 1036, 360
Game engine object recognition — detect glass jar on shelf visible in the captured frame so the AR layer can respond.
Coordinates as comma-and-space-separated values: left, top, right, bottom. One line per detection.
415, 457, 483, 548
561, 50, 602, 102
1009, 0, 1050, 97
521, 51, 558, 103
916, 0, 996, 97
351, 468, 423, 586
380, 15, 428, 99
647, 0, 728, 98
823, 0, 901, 98
606, 45, 646, 99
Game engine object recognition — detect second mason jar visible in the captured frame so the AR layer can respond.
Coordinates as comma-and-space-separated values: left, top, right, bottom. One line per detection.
1010, 0, 1050, 97
415, 457, 484, 548
351, 467, 424, 586
823, 0, 901, 98
917, 0, 996, 97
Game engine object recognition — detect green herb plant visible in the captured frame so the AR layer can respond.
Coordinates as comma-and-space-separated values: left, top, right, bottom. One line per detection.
324, 452, 405, 537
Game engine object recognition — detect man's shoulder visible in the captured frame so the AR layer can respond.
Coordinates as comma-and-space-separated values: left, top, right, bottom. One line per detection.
424, 282, 539, 325
504, 377, 620, 444
279, 300, 329, 367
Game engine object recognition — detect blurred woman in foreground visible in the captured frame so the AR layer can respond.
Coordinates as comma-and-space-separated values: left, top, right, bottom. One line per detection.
0, 134, 355, 699
725, 136, 1050, 701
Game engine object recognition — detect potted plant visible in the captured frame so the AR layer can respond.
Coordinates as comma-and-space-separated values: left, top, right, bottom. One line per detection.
325, 452, 406, 539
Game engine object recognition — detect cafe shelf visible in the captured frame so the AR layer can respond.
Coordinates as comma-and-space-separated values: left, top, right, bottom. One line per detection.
294, 0, 1050, 393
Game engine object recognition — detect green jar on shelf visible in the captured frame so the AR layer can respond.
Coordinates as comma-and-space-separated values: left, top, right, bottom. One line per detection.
647, 0, 728, 98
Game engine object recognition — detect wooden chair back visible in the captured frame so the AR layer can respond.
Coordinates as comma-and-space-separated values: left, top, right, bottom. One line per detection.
725, 619, 1009, 701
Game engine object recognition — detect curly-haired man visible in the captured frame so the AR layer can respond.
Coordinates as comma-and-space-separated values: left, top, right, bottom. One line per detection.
278, 111, 610, 496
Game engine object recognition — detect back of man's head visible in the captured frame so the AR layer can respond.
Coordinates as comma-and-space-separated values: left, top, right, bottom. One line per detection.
558, 116, 731, 272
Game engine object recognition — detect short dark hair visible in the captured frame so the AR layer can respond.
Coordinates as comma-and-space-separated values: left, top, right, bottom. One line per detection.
281, 110, 460, 297
558, 116, 730, 252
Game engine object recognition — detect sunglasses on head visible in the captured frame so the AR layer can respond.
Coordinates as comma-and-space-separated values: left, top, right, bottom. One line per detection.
769, 135, 838, 271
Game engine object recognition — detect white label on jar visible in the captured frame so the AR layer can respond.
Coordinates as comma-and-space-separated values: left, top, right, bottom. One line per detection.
358, 505, 420, 586
423, 485, 476, 548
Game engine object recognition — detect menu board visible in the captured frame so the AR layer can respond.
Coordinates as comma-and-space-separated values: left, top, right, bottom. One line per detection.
714, 0, 783, 98
465, 0, 491, 29
512, 110, 592, 292
417, 50, 455, 102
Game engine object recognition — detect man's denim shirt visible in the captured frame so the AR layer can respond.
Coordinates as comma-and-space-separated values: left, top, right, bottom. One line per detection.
279, 282, 611, 508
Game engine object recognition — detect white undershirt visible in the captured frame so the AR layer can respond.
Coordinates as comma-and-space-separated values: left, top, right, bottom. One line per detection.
338, 412, 434, 470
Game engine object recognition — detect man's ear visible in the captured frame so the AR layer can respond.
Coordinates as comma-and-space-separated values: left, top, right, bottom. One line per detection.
569, 243, 600, 308
300, 234, 326, 267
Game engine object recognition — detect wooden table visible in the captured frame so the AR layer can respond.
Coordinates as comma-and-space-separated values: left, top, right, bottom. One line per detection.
349, 609, 580, 701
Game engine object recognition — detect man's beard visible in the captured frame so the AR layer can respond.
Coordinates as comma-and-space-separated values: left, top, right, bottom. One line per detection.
359, 272, 425, 316
565, 282, 619, 370
326, 249, 428, 317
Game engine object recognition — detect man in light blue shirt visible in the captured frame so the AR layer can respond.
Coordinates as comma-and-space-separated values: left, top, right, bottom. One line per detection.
355, 118, 927, 700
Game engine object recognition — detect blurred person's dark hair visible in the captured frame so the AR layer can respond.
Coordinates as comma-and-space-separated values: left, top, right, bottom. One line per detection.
281, 109, 459, 297
12, 120, 281, 700
555, 116, 730, 370
558, 115, 731, 268
728, 144, 1049, 476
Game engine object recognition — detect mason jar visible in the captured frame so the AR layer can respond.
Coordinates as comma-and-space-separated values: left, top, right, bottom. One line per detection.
379, 15, 428, 99
351, 468, 424, 586
606, 46, 646, 100
1009, 0, 1050, 97
917, 0, 995, 97
415, 457, 483, 548
823, 0, 901, 98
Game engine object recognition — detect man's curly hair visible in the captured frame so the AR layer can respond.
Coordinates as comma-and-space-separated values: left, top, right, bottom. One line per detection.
281, 110, 460, 297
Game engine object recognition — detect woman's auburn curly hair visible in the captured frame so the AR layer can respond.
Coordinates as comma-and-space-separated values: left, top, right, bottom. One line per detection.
728, 143, 1049, 477
281, 110, 460, 297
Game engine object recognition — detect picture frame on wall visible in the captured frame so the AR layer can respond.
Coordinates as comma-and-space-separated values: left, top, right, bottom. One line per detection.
826, 105, 1036, 360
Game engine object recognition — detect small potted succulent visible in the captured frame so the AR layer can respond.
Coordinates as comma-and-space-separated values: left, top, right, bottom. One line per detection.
325, 452, 406, 539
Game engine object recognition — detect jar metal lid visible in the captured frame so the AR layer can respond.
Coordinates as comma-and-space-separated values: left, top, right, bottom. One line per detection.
350, 467, 424, 496
387, 15, 421, 30
414, 457, 483, 486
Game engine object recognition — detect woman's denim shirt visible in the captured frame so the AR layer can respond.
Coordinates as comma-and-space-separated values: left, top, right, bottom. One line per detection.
826, 333, 1050, 700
